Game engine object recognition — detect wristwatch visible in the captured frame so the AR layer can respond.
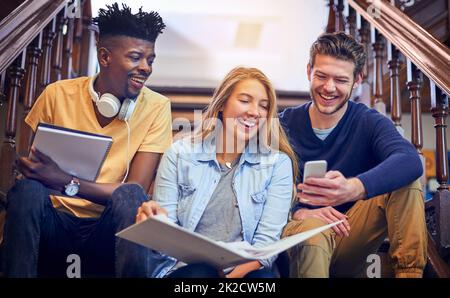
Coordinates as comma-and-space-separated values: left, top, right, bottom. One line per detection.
64, 177, 80, 197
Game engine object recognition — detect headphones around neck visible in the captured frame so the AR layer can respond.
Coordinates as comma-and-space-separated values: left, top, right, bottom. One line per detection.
89, 73, 136, 121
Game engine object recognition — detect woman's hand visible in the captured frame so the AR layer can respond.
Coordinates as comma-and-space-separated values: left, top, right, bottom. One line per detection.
136, 200, 168, 223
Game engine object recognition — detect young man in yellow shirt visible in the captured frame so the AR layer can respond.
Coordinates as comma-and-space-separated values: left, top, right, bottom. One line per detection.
3, 3, 172, 277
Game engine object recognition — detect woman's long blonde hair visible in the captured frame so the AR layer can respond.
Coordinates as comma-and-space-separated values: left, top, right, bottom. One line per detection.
193, 66, 298, 183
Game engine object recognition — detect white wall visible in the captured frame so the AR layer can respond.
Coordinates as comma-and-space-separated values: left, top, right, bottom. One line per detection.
91, 0, 328, 91
88, 1, 450, 149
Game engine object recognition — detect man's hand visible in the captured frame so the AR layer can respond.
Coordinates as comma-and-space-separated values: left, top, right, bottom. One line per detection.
297, 170, 366, 207
136, 200, 168, 223
17, 147, 71, 191
292, 206, 350, 237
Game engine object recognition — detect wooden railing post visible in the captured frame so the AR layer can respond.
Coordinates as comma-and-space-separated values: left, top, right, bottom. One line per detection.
430, 84, 449, 191
326, 0, 337, 33
387, 42, 402, 128
372, 29, 386, 114
406, 60, 426, 192
72, 15, 83, 77
79, 0, 93, 76
346, 6, 357, 37
335, 0, 345, 32
17, 34, 42, 157
406, 60, 424, 155
62, 16, 75, 80
353, 16, 372, 106
358, 18, 371, 80
37, 20, 56, 95
0, 54, 25, 194
430, 83, 450, 257
50, 11, 66, 83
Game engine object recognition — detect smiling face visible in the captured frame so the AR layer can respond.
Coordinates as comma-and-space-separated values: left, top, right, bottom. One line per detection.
221, 78, 269, 144
98, 36, 156, 100
307, 54, 362, 117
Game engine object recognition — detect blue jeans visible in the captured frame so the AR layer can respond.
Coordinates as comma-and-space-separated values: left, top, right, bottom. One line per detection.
2, 179, 153, 277
166, 263, 277, 278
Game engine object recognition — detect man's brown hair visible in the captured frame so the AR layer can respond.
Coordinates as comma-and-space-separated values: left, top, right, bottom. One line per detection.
309, 32, 366, 78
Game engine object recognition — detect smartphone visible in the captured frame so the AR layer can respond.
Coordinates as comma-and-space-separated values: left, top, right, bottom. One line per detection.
303, 160, 327, 182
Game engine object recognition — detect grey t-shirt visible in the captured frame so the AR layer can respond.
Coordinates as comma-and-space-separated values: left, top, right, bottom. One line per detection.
312, 125, 336, 141
195, 160, 244, 242
167, 160, 244, 276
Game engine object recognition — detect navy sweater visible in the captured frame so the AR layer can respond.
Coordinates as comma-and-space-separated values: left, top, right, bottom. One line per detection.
279, 101, 423, 213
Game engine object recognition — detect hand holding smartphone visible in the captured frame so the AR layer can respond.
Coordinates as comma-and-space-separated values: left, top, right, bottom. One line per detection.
303, 160, 327, 182
299, 160, 351, 237
301, 160, 327, 196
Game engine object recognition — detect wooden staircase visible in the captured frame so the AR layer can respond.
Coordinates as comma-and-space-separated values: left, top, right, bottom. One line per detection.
327, 0, 450, 277
403, 0, 449, 45
0, 0, 449, 278
0, 0, 93, 250
381, 0, 449, 114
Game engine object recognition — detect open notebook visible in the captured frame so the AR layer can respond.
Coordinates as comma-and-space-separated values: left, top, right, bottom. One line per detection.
31, 123, 113, 181
116, 214, 342, 269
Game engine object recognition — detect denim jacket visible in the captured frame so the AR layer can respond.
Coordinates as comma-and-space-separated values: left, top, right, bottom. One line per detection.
150, 137, 293, 277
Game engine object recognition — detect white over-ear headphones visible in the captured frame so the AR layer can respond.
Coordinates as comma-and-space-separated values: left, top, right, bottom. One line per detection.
89, 73, 136, 121
89, 73, 136, 183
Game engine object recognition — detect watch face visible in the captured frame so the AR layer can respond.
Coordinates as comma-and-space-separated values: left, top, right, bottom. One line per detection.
65, 184, 79, 196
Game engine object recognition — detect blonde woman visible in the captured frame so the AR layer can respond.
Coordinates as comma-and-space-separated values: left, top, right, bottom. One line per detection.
137, 67, 298, 278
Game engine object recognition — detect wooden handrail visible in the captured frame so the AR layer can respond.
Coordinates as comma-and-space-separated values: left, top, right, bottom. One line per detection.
0, 0, 66, 73
348, 0, 450, 95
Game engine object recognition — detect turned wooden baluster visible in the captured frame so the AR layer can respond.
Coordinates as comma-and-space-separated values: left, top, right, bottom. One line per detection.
429, 82, 450, 255
346, 6, 357, 37
371, 30, 386, 114
37, 20, 56, 95
0, 54, 25, 194
62, 16, 75, 79
387, 42, 402, 128
358, 18, 371, 79
326, 0, 337, 33
406, 60, 424, 155
353, 15, 371, 106
72, 14, 83, 77
430, 83, 449, 191
17, 35, 42, 157
335, 0, 345, 32
406, 60, 426, 191
79, 0, 92, 76
50, 11, 67, 83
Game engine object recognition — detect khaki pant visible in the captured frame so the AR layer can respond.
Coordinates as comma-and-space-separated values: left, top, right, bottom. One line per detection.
282, 180, 427, 278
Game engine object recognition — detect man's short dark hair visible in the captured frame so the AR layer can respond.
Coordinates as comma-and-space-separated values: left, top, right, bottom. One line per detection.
309, 32, 366, 77
93, 2, 165, 42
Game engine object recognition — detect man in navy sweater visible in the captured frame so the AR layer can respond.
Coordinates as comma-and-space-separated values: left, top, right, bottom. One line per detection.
280, 32, 427, 278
